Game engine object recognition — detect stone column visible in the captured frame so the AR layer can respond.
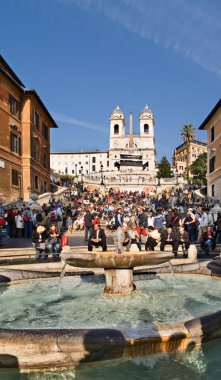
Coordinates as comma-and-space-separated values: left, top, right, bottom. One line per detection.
104, 268, 136, 295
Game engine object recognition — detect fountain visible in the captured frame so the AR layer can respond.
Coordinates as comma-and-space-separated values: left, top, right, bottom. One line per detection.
61, 246, 174, 295
2, 244, 221, 376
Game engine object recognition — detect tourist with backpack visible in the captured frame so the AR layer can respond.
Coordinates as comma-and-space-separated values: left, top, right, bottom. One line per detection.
23, 208, 33, 238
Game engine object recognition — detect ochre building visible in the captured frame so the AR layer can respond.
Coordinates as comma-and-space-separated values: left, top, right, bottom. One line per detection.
0, 55, 58, 202
199, 99, 221, 197
173, 140, 207, 177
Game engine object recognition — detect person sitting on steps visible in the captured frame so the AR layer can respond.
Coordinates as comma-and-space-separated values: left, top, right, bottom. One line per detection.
88, 224, 107, 252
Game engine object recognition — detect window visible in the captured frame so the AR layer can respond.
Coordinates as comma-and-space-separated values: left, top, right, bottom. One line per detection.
107, 161, 109, 167
9, 94, 21, 119
114, 124, 119, 134
211, 126, 215, 143
85, 161, 88, 164
92, 165, 96, 172
212, 184, 215, 197
86, 170, 88, 174
209, 156, 215, 173
33, 141, 39, 161
179, 166, 183, 170
144, 124, 149, 134
92, 157, 96, 163
72, 170, 75, 174
79, 170, 81, 174
43, 181, 47, 193
78, 162, 81, 165
43, 153, 47, 168
10, 132, 21, 155
33, 110, 39, 130
11, 169, 19, 186
34, 175, 39, 190
43, 123, 48, 140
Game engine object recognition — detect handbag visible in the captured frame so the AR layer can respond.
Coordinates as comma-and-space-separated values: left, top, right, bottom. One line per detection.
38, 242, 46, 250
50, 236, 58, 244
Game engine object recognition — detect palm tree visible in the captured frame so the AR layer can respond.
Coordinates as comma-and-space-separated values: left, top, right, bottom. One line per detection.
180, 124, 195, 181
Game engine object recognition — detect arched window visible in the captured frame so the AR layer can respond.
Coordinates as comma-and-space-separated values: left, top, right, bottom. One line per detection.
114, 124, 119, 134
144, 124, 149, 134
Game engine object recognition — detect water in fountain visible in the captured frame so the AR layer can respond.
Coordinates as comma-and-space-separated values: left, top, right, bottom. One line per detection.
167, 260, 176, 286
1, 274, 221, 330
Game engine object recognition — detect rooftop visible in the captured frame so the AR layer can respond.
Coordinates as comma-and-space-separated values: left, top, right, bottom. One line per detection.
174, 139, 207, 151
199, 99, 221, 130
50, 150, 108, 155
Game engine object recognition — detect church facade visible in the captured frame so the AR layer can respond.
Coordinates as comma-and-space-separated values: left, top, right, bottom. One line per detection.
50, 105, 158, 191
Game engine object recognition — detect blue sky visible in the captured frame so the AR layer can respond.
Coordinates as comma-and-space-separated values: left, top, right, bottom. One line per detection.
1, 0, 221, 161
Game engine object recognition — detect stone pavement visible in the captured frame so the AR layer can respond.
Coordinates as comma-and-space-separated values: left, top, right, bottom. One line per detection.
0, 233, 114, 249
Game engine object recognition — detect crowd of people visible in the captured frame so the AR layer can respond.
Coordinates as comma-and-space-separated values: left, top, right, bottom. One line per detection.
0, 184, 220, 259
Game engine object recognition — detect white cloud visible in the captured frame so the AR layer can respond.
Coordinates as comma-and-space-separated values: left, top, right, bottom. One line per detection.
50, 0, 221, 76
52, 111, 108, 134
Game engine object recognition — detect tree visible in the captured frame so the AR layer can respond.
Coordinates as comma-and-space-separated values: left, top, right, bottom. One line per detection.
189, 152, 207, 185
157, 156, 173, 178
180, 124, 195, 180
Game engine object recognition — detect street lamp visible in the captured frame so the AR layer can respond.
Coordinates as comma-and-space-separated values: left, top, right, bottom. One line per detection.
100, 164, 104, 185
18, 171, 22, 200
80, 166, 84, 184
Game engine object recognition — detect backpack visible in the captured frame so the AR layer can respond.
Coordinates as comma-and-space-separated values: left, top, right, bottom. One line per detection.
6, 213, 13, 224
36, 213, 43, 223
50, 211, 57, 221
23, 213, 29, 222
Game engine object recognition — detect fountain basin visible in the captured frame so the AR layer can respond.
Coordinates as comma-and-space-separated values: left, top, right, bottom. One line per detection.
1, 273, 221, 372
61, 248, 174, 294
61, 248, 174, 269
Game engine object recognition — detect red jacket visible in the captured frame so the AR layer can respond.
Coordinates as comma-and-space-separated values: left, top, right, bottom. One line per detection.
0, 217, 6, 226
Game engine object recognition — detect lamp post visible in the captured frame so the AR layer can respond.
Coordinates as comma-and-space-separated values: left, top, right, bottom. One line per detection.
18, 171, 22, 200
100, 164, 104, 186
80, 166, 83, 183
80, 165, 84, 192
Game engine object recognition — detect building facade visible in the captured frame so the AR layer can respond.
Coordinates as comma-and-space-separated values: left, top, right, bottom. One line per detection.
199, 99, 221, 198
0, 55, 58, 202
51, 105, 158, 191
173, 140, 207, 177
50, 151, 108, 177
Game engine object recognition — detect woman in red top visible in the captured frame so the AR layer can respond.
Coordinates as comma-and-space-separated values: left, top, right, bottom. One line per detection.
201, 226, 215, 256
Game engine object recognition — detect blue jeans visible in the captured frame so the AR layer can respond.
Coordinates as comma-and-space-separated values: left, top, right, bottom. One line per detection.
84, 226, 92, 241
48, 243, 60, 256
24, 221, 33, 238
203, 239, 213, 254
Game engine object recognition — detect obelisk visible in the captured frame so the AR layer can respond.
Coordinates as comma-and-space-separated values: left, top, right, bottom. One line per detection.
129, 112, 133, 149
